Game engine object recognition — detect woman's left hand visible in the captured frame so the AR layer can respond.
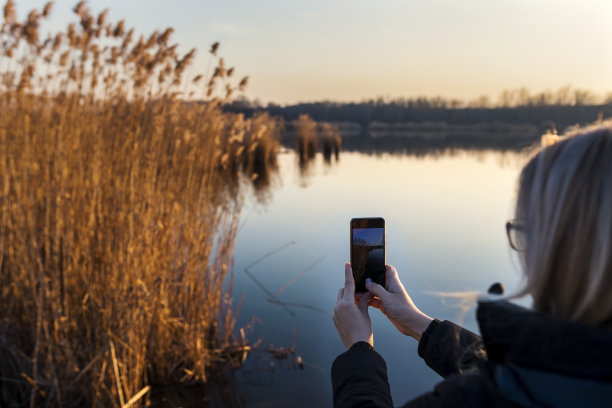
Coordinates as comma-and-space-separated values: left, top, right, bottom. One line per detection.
333, 263, 374, 349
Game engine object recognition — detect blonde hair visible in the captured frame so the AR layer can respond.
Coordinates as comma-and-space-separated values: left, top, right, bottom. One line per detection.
515, 122, 612, 328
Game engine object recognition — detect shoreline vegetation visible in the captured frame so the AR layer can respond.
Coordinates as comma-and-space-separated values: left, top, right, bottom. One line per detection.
235, 96, 612, 156
291, 115, 341, 183
229, 89, 612, 155
284, 121, 546, 156
227, 90, 612, 128
0, 2, 281, 406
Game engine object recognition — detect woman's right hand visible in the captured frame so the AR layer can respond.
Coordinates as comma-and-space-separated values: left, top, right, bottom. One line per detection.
365, 265, 433, 341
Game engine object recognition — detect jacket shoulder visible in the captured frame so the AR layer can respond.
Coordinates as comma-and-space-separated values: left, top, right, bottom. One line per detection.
420, 320, 486, 379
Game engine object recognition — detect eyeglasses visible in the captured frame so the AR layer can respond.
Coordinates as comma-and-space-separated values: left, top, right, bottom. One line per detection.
506, 219, 526, 251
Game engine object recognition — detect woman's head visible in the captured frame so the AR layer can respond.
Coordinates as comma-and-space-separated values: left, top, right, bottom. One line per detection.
516, 123, 612, 328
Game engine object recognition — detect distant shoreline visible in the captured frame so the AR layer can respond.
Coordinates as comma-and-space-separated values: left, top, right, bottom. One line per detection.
282, 122, 546, 154
226, 102, 612, 130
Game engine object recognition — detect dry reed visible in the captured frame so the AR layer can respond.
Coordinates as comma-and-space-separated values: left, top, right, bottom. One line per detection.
294, 114, 318, 165
0, 2, 280, 407
320, 123, 341, 162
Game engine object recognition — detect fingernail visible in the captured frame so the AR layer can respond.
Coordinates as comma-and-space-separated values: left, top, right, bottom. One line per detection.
365, 278, 372, 286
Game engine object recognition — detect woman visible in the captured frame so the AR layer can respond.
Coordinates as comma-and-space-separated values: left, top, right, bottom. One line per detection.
332, 124, 612, 407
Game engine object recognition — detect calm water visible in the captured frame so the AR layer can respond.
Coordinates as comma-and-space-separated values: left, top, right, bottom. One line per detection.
230, 149, 529, 407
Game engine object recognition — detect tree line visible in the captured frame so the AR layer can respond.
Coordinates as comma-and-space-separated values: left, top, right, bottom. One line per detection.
225, 86, 612, 127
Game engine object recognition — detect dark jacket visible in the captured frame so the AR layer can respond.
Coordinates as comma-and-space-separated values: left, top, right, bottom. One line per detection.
331, 301, 612, 407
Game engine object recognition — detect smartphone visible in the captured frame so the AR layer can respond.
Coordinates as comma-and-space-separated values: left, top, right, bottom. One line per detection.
350, 217, 386, 292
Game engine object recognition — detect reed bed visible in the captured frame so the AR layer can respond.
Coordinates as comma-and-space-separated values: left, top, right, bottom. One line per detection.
320, 123, 341, 162
0, 2, 280, 407
294, 114, 318, 164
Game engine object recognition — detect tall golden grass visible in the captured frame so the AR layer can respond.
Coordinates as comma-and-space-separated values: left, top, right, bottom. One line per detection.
0, 1, 280, 406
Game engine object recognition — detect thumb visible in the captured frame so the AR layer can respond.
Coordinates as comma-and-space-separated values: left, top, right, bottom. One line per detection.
358, 292, 372, 313
366, 278, 389, 300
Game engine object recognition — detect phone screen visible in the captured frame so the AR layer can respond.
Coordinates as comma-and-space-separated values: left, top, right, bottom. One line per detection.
350, 218, 385, 292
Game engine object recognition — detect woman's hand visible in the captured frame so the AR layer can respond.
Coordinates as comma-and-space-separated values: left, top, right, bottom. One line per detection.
366, 265, 433, 341
333, 263, 374, 349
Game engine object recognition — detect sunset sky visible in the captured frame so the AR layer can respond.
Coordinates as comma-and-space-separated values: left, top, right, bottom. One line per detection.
16, 0, 612, 105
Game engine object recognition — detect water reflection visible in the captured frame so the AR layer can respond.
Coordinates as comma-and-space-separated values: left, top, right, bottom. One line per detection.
283, 129, 538, 158
228, 146, 530, 407
266, 129, 538, 191
242, 240, 327, 315
320, 123, 342, 163
297, 154, 316, 187
151, 377, 244, 408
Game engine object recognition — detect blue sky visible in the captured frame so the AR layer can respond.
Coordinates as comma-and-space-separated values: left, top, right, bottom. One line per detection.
14, 0, 612, 104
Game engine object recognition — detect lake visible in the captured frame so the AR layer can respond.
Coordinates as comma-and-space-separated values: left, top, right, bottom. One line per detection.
229, 147, 531, 407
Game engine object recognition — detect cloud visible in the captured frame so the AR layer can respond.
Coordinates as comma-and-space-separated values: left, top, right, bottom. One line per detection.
211, 22, 246, 36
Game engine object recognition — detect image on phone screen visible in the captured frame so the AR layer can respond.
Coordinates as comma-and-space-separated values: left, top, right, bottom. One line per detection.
351, 218, 385, 292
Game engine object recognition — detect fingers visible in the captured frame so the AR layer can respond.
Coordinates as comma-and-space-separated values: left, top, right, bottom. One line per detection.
365, 278, 389, 300
358, 292, 372, 312
368, 297, 383, 309
385, 264, 405, 293
343, 262, 355, 300
337, 288, 344, 303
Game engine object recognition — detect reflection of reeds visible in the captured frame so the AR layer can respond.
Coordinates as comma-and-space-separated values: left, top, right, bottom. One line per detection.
293, 115, 318, 184
320, 123, 342, 162
218, 111, 282, 202
245, 113, 282, 200
0, 2, 278, 406
295, 114, 318, 164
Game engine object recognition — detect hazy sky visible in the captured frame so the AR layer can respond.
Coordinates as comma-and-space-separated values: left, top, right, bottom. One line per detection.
15, 0, 612, 105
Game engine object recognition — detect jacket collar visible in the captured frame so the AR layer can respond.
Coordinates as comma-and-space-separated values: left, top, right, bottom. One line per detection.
477, 300, 612, 381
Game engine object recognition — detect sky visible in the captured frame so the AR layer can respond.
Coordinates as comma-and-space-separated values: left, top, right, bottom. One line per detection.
353, 228, 384, 246
14, 0, 612, 105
